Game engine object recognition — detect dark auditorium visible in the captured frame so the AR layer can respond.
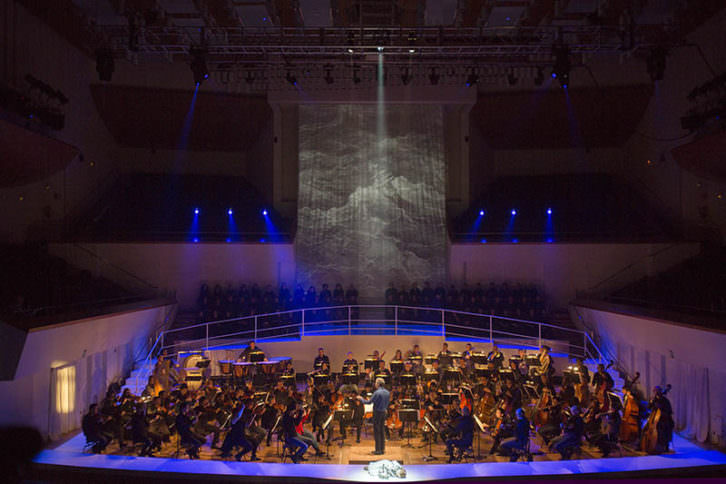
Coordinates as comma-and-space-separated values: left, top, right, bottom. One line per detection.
1, 1, 726, 483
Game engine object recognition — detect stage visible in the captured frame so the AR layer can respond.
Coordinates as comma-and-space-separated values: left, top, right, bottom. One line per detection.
32, 430, 726, 482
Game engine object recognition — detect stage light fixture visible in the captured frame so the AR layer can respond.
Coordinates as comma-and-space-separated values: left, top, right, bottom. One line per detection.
534, 67, 544, 86
190, 47, 209, 86
96, 49, 115, 82
547, 208, 552, 215
479, 210, 485, 216
408, 48, 416, 53
193, 237, 199, 243
511, 209, 517, 216
228, 208, 233, 215
428, 68, 440, 85
194, 208, 200, 215
286, 71, 297, 86
377, 47, 384, 52
262, 209, 268, 216
347, 48, 354, 54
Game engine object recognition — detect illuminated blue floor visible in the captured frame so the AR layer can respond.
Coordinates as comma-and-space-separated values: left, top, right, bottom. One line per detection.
34, 433, 726, 481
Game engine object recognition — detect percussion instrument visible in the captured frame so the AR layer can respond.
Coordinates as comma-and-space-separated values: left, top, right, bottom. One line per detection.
182, 353, 208, 371
258, 360, 277, 374
184, 369, 204, 391
364, 358, 377, 370
218, 360, 234, 376
280, 374, 295, 387
233, 362, 252, 378
424, 354, 438, 366
390, 360, 404, 374
471, 352, 487, 365
341, 373, 358, 385
400, 373, 417, 387
313, 373, 330, 386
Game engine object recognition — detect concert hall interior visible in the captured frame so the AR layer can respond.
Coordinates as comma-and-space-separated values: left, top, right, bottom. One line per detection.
2, 1, 726, 483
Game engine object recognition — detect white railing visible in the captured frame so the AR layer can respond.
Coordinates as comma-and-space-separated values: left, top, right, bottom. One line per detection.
144, 305, 606, 365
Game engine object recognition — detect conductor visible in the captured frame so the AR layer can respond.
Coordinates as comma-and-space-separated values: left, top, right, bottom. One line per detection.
358, 377, 390, 455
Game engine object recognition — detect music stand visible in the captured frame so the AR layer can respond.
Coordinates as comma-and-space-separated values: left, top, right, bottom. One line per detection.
398, 409, 418, 448
422, 416, 439, 461
440, 392, 458, 405
322, 413, 335, 455
270, 415, 283, 456
249, 351, 265, 363
473, 414, 487, 459
333, 409, 353, 447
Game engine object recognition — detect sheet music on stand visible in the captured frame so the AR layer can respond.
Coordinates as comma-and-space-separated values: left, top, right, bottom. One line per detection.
473, 414, 487, 458
322, 413, 334, 431
422, 416, 439, 462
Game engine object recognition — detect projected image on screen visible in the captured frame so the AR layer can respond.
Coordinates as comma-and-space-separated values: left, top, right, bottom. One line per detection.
296, 104, 447, 301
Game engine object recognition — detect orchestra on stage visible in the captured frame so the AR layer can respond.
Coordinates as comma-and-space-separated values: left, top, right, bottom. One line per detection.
81, 341, 674, 463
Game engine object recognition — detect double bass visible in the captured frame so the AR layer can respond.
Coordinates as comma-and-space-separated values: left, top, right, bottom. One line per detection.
619, 372, 641, 443
640, 384, 672, 453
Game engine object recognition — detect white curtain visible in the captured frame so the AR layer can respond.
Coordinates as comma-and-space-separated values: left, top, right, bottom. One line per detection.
49, 363, 78, 438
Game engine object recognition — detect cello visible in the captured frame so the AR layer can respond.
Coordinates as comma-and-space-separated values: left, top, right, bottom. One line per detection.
640, 384, 671, 453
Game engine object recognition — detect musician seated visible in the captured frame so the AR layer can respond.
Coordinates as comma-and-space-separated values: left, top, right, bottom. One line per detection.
130, 404, 159, 457
590, 410, 621, 457
175, 402, 205, 459
550, 405, 585, 460
342, 351, 358, 373
375, 360, 391, 379
592, 364, 614, 391
487, 345, 504, 370
314, 347, 330, 371
537, 392, 564, 444
499, 408, 531, 462
282, 401, 309, 463
445, 407, 474, 463
406, 344, 423, 360
238, 341, 265, 362
82, 404, 110, 453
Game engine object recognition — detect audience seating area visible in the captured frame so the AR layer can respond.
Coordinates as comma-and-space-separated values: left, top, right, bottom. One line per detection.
384, 281, 549, 320
69, 173, 291, 242
608, 246, 726, 318
452, 174, 674, 242
0, 243, 141, 327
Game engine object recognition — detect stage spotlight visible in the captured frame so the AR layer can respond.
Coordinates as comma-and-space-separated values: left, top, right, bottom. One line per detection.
646, 46, 667, 82
547, 208, 552, 215
262, 209, 268, 216
480, 238, 487, 244
377, 47, 384, 52
408, 48, 416, 53
193, 237, 199, 243
228, 208, 233, 215
507, 73, 518, 86
401, 68, 412, 85
194, 208, 200, 215
286, 71, 297, 86
324, 69, 334, 84
512, 238, 519, 243
534, 67, 544, 86
190, 47, 209, 86
546, 238, 554, 243
552, 45, 570, 88
96, 49, 115, 82
511, 209, 517, 216
428, 68, 440, 85
347, 48, 354, 54
479, 210, 485, 216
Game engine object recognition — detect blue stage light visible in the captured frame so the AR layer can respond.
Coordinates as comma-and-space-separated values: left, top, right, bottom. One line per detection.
194, 208, 199, 215
228, 208, 233, 215
193, 237, 199, 243
511, 209, 517, 216
262, 209, 268, 216
512, 238, 519, 243
552, 72, 557, 78
226, 238, 231, 243
546, 238, 554, 243
547, 208, 552, 215
479, 210, 485, 216
480, 238, 487, 244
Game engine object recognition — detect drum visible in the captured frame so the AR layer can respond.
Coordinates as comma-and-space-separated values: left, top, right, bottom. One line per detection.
400, 373, 417, 387
423, 370, 439, 382
364, 358, 377, 370
471, 352, 487, 365
390, 360, 404, 374
313, 374, 330, 386
280, 374, 295, 387
233, 362, 251, 378
259, 360, 277, 374
218, 360, 233, 376
182, 353, 208, 370
185, 369, 203, 391
270, 356, 292, 372
342, 373, 358, 385
424, 354, 438, 366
